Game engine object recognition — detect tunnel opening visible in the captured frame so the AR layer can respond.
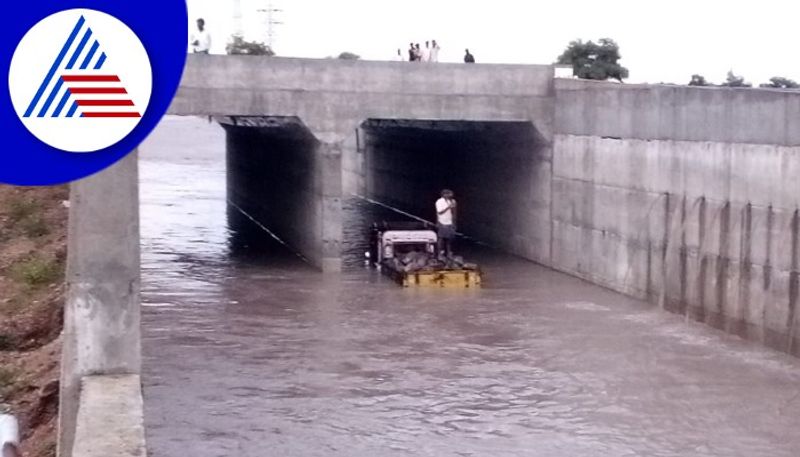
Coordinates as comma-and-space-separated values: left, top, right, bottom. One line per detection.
358, 119, 550, 261
222, 116, 322, 266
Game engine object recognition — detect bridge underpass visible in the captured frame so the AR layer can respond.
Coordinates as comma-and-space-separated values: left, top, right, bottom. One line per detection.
221, 116, 551, 266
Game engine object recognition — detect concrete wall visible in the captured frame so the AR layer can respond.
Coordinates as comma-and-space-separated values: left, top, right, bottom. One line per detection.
60, 153, 142, 456
552, 79, 800, 355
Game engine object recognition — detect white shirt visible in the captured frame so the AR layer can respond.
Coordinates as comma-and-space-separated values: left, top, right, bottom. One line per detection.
430, 45, 440, 62
436, 198, 455, 225
190, 29, 211, 53
421, 47, 431, 62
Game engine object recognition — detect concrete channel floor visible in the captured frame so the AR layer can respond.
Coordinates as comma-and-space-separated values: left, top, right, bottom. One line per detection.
139, 117, 800, 457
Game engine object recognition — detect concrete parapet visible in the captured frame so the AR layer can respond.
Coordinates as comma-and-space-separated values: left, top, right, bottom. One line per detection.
72, 375, 146, 457
555, 78, 800, 146
59, 152, 141, 457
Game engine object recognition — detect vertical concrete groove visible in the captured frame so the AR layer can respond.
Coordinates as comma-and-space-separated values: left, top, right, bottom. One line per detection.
660, 193, 673, 310
715, 201, 731, 328
736, 203, 752, 336
787, 209, 800, 352
679, 196, 688, 314
696, 197, 707, 322
761, 205, 774, 343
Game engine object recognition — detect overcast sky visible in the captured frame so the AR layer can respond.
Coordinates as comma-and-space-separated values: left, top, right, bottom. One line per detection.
187, 0, 800, 85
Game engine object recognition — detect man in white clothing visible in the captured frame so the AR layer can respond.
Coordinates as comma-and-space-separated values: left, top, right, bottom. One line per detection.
190, 18, 211, 54
430, 40, 440, 62
421, 41, 431, 62
435, 189, 457, 257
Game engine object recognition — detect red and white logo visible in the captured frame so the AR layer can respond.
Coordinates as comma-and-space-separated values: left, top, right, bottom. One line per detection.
8, 9, 152, 153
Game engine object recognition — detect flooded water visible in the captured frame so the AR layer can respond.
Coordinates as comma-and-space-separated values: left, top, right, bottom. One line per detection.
139, 117, 800, 457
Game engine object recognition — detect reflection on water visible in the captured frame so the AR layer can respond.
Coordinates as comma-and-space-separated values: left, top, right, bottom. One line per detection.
139, 117, 800, 457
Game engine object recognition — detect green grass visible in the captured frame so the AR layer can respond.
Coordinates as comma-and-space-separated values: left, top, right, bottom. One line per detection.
10, 257, 62, 287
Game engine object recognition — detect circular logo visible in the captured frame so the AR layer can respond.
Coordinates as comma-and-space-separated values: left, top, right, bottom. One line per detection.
8, 9, 152, 153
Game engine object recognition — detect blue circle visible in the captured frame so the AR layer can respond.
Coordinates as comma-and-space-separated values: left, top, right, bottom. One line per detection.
1, 1, 187, 185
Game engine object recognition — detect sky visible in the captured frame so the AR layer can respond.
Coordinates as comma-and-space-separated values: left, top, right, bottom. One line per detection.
187, 0, 800, 85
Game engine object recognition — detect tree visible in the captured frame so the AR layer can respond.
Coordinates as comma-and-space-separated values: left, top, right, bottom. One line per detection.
688, 74, 710, 86
226, 35, 275, 56
720, 70, 751, 87
759, 76, 799, 89
556, 38, 629, 82
337, 52, 360, 60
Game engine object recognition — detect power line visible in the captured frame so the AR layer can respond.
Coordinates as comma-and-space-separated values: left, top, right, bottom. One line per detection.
232, 0, 243, 37
256, 0, 283, 49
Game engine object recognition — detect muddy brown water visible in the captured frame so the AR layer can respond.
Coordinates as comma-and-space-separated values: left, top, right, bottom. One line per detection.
139, 117, 800, 457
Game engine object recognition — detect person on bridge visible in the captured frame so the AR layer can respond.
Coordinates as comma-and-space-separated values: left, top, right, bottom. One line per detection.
421, 41, 431, 62
408, 43, 417, 61
436, 189, 457, 258
464, 49, 475, 63
190, 18, 211, 54
430, 40, 440, 62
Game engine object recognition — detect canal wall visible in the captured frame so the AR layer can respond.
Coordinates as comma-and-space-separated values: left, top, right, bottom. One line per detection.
551, 79, 800, 355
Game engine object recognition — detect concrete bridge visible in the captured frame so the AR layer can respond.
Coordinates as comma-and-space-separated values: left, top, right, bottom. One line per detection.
59, 55, 800, 456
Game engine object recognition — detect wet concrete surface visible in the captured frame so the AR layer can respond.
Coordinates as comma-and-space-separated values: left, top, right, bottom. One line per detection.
139, 117, 800, 457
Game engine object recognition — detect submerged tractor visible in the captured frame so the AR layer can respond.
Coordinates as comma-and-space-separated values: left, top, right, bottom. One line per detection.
367, 221, 482, 288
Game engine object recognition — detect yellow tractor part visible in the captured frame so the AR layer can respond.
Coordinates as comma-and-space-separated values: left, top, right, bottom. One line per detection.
393, 269, 482, 288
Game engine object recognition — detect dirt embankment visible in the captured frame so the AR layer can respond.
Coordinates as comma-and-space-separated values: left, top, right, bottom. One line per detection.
0, 185, 68, 457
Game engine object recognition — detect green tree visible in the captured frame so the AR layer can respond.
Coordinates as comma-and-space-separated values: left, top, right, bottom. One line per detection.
759, 76, 799, 89
720, 70, 751, 87
556, 38, 629, 82
688, 74, 710, 86
226, 35, 275, 56
337, 52, 360, 60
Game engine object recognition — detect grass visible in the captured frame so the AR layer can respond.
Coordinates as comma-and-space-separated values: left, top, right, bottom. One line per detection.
10, 257, 62, 287
19, 215, 50, 238
4, 194, 50, 238
0, 366, 18, 397
8, 197, 39, 223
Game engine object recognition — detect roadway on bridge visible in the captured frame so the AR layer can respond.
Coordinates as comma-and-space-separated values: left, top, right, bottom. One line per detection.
138, 116, 800, 457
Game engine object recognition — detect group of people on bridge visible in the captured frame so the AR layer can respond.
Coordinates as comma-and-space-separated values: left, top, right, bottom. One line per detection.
400, 41, 440, 62
397, 41, 476, 64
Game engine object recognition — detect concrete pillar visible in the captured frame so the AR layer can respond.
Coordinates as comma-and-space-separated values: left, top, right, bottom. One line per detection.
58, 151, 141, 457
317, 139, 343, 273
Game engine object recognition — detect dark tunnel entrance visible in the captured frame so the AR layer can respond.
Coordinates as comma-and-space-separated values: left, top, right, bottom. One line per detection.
358, 119, 551, 261
223, 117, 322, 264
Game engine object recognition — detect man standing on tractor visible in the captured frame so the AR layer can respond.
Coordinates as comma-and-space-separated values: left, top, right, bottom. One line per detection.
435, 189, 457, 258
